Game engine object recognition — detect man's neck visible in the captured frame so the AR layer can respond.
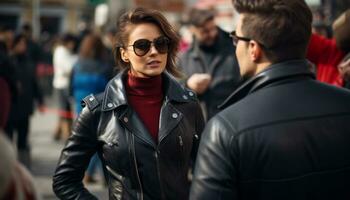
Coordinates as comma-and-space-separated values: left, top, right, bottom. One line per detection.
254, 61, 272, 75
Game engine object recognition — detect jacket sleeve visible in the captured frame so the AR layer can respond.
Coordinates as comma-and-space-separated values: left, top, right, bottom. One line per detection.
52, 106, 99, 200
190, 115, 239, 200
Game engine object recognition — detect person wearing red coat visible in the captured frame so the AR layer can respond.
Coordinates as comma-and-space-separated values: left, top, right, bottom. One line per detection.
307, 33, 345, 86
307, 9, 350, 87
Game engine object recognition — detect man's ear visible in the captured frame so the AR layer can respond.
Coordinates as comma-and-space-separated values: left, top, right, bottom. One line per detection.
248, 40, 263, 62
120, 48, 129, 63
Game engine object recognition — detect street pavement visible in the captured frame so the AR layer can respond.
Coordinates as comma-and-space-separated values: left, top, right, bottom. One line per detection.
30, 95, 108, 199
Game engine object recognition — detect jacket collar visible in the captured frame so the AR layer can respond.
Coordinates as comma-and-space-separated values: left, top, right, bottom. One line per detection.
219, 59, 315, 109
102, 69, 192, 111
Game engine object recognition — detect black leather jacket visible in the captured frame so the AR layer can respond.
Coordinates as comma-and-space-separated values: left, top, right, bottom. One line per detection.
53, 71, 205, 200
190, 60, 350, 200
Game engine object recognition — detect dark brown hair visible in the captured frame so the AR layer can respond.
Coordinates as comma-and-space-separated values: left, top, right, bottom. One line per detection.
332, 9, 350, 53
233, 0, 312, 63
79, 34, 105, 60
114, 7, 181, 77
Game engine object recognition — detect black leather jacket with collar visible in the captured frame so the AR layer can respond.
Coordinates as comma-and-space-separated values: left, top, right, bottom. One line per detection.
53, 70, 205, 200
190, 60, 350, 200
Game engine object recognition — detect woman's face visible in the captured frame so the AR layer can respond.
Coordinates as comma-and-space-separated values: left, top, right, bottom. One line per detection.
120, 23, 168, 78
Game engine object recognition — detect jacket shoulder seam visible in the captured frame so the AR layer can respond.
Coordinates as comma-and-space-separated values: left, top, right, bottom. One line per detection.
235, 111, 350, 137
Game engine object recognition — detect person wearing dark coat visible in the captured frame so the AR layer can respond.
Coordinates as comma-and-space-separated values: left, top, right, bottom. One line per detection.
0, 41, 17, 129
4, 34, 44, 169
53, 8, 205, 200
190, 0, 350, 199
179, 8, 241, 120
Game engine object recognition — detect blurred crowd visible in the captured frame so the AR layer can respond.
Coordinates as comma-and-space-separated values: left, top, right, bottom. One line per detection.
0, 3, 349, 199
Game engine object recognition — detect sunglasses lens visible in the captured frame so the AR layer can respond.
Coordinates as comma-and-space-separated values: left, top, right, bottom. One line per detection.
133, 39, 151, 56
154, 37, 169, 54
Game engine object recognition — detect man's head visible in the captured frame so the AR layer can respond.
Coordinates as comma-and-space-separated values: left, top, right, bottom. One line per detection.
188, 8, 219, 47
21, 23, 32, 39
232, 0, 312, 78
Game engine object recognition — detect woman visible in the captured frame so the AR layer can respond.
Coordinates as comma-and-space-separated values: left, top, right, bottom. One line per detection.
52, 33, 77, 141
71, 33, 113, 183
53, 7, 205, 200
71, 33, 112, 115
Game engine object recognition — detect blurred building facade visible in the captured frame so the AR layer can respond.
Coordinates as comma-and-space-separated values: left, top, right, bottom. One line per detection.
0, 0, 94, 38
0, 0, 348, 39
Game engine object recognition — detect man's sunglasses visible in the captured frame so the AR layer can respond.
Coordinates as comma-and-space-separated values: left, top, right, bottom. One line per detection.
123, 36, 170, 57
230, 31, 268, 48
229, 31, 251, 46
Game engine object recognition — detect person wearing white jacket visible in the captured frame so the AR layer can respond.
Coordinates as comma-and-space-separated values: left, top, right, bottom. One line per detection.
52, 34, 77, 141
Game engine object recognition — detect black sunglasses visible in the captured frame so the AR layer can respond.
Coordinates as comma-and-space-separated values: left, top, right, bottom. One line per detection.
229, 31, 251, 46
230, 30, 269, 49
124, 36, 170, 57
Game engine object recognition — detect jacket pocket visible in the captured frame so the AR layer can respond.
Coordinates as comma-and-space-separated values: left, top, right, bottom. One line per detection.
106, 166, 124, 200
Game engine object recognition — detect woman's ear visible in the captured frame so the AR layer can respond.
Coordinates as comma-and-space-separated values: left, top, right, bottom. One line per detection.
120, 48, 129, 62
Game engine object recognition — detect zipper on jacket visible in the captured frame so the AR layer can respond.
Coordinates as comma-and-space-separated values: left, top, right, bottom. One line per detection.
155, 148, 166, 199
132, 134, 144, 200
178, 135, 183, 146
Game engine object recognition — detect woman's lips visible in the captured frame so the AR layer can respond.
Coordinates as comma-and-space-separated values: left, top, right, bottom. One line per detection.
147, 60, 161, 68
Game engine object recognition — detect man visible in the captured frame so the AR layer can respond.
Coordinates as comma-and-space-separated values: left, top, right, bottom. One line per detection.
190, 0, 350, 199
179, 8, 241, 120
20, 24, 43, 71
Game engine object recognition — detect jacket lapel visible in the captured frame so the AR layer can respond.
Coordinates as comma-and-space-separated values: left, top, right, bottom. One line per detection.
158, 101, 183, 144
119, 107, 157, 148
102, 70, 193, 148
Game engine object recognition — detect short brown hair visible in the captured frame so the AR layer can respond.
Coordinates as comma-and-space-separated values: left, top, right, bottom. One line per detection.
187, 8, 216, 27
114, 7, 181, 77
233, 0, 312, 63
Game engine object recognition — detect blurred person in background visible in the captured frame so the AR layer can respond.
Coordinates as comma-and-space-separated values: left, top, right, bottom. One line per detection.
52, 33, 78, 141
0, 28, 17, 129
53, 7, 204, 200
190, 0, 350, 199
71, 33, 113, 184
0, 131, 38, 200
0, 41, 12, 129
312, 21, 330, 38
102, 26, 118, 72
21, 23, 43, 70
178, 8, 241, 120
5, 34, 44, 169
311, 8, 331, 38
307, 9, 350, 87
0, 25, 15, 51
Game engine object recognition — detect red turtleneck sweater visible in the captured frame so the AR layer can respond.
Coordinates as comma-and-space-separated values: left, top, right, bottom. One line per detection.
125, 71, 163, 143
